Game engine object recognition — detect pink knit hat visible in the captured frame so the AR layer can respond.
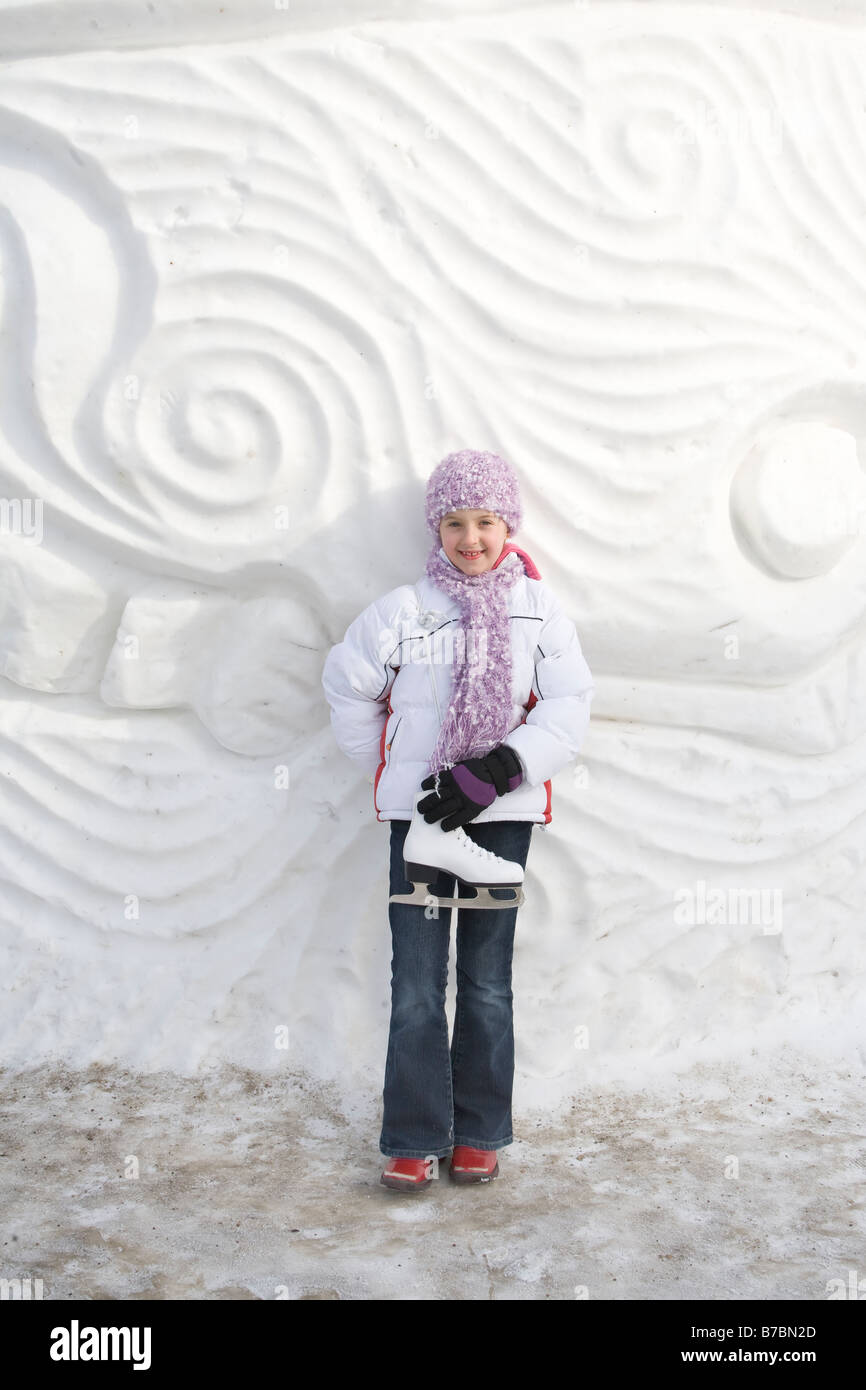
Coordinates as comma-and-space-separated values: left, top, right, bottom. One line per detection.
425, 449, 522, 541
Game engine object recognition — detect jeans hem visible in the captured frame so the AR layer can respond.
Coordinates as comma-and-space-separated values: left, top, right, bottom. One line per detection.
380, 1144, 454, 1159
452, 1135, 513, 1151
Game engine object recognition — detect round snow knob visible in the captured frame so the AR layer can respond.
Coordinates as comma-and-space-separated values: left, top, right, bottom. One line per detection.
730, 422, 865, 578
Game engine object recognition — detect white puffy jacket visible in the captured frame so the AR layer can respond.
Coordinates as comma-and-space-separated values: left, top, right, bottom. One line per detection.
321, 545, 594, 825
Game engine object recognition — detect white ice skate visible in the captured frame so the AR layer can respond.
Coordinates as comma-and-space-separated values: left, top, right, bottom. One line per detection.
389, 788, 526, 912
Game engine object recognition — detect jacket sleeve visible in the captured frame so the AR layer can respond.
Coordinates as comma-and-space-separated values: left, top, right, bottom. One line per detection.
503, 592, 594, 787
321, 593, 401, 778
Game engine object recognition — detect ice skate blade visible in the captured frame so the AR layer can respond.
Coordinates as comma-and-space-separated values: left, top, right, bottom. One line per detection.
389, 879, 525, 912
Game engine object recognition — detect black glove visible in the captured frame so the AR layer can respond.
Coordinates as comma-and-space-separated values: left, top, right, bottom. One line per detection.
418, 743, 524, 832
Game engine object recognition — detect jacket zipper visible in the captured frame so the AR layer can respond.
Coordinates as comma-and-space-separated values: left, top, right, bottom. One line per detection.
417, 585, 450, 791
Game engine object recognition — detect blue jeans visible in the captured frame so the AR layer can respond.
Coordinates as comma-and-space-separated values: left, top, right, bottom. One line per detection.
379, 816, 534, 1159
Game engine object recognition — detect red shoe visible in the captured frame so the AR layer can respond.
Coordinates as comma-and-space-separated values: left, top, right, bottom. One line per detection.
449, 1146, 500, 1183
380, 1157, 435, 1191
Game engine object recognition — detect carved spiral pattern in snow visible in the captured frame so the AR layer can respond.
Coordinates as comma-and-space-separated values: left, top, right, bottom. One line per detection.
0, 4, 863, 1091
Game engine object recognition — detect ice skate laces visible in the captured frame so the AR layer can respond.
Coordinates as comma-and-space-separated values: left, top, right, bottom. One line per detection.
454, 826, 502, 862
431, 768, 507, 864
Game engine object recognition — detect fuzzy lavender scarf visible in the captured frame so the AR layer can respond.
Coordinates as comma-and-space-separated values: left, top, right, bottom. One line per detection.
424, 543, 524, 775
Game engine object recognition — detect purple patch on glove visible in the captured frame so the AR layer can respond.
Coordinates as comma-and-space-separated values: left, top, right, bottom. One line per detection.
451, 764, 498, 807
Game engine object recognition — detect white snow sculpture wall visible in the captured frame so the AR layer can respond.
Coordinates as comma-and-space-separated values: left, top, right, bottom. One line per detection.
1, 2, 864, 1108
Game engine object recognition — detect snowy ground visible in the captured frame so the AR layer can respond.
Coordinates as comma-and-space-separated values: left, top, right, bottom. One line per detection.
2, 1050, 863, 1301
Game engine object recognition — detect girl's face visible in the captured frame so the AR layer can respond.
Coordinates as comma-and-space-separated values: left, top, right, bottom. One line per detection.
438, 509, 510, 574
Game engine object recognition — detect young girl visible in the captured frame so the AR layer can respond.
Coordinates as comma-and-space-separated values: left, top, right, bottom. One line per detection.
321, 450, 594, 1190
